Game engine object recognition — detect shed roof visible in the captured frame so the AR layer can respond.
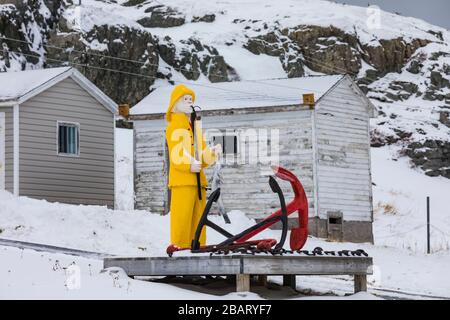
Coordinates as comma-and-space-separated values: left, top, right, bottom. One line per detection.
0, 67, 117, 114
131, 75, 345, 115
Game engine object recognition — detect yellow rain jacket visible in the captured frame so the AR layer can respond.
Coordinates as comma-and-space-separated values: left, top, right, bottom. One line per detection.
165, 85, 216, 188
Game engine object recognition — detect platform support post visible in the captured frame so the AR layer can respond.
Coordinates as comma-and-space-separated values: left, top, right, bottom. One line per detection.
256, 275, 268, 286
354, 274, 367, 293
236, 274, 250, 292
283, 275, 296, 290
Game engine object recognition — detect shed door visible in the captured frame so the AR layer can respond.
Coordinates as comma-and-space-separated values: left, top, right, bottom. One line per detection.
0, 112, 5, 190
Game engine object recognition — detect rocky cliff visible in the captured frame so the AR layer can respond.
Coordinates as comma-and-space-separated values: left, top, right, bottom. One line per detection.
0, 0, 449, 178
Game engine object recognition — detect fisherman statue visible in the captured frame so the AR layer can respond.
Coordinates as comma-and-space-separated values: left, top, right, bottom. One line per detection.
165, 84, 222, 249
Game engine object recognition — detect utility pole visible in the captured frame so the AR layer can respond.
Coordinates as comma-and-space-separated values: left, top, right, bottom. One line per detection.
427, 196, 430, 254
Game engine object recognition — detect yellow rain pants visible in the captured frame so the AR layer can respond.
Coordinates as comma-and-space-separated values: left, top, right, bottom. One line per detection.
170, 186, 206, 247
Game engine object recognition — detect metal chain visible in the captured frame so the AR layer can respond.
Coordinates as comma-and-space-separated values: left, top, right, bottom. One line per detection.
207, 246, 368, 257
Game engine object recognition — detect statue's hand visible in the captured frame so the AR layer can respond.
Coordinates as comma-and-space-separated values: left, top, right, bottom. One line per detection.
190, 160, 201, 173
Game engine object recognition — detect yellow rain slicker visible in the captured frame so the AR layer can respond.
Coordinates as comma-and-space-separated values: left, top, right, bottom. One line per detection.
165, 85, 216, 247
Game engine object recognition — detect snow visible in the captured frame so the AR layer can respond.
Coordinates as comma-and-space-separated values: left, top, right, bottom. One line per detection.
131, 75, 343, 115
1, 182, 449, 298
61, 0, 448, 47
1, 245, 385, 299
0, 0, 449, 300
1, 124, 449, 298
215, 45, 287, 80
83, 39, 109, 52
114, 128, 134, 210
0, 67, 71, 102
55, 0, 450, 109
0, 245, 224, 299
0, 191, 272, 256
62, 3, 143, 33
304, 236, 450, 298
372, 146, 450, 253
367, 40, 450, 144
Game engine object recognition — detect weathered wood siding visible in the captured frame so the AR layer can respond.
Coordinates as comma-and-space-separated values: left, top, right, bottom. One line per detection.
134, 110, 316, 219
0, 106, 14, 192
314, 77, 373, 222
18, 77, 115, 206
134, 119, 168, 213
203, 111, 315, 220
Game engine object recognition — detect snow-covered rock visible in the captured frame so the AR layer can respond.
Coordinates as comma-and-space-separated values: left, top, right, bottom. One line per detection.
1, 0, 449, 177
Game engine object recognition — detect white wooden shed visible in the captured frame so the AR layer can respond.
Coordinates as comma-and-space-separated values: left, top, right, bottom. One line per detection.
130, 75, 376, 242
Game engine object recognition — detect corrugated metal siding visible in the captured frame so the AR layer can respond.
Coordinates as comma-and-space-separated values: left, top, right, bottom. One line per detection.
134, 110, 316, 219
18, 77, 115, 207
0, 106, 14, 192
314, 77, 373, 222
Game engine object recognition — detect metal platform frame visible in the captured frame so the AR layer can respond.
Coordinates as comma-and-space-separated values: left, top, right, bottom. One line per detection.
104, 255, 373, 293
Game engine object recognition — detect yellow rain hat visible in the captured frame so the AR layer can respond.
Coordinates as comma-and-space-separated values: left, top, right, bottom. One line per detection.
166, 84, 196, 121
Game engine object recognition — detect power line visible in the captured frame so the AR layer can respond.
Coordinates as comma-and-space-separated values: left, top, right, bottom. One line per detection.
0, 35, 421, 93
1, 35, 149, 66
1, 35, 342, 97
1, 35, 445, 112
5, 48, 329, 103
286, 53, 444, 111
0, 25, 432, 95
2, 34, 283, 85
297, 53, 447, 111
2, 32, 352, 83
6, 49, 158, 80
2, 34, 376, 99
0, 34, 409, 99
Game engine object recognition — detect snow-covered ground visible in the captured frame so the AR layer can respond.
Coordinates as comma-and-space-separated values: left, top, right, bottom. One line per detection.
1, 116, 449, 300
372, 147, 450, 253
0, 244, 383, 300
1, 152, 449, 299
1, 205, 448, 299
0, 245, 219, 300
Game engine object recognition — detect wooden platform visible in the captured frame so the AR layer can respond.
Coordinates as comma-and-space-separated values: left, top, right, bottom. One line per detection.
104, 254, 373, 293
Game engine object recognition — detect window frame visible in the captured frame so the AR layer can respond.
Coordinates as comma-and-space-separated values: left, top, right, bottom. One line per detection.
56, 120, 80, 157
211, 131, 239, 156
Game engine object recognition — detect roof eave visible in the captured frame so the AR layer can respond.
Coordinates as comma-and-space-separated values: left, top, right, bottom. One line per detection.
343, 74, 377, 118
0, 100, 17, 107
17, 67, 74, 105
130, 103, 312, 120
2, 67, 118, 115
314, 74, 346, 105
70, 69, 118, 115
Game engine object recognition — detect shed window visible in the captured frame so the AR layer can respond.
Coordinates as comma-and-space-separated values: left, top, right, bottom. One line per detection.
212, 134, 238, 155
58, 122, 79, 156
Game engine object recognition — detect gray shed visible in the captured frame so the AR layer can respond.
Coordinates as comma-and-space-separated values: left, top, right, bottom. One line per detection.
130, 75, 376, 242
0, 67, 118, 207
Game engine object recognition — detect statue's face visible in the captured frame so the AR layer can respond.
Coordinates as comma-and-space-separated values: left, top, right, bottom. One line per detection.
173, 95, 193, 114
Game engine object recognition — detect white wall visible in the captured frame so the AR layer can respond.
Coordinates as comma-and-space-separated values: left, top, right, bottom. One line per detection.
134, 109, 317, 219
314, 77, 373, 222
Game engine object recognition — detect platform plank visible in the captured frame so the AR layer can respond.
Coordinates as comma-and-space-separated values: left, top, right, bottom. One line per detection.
103, 255, 372, 276
104, 255, 373, 293
104, 256, 241, 276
